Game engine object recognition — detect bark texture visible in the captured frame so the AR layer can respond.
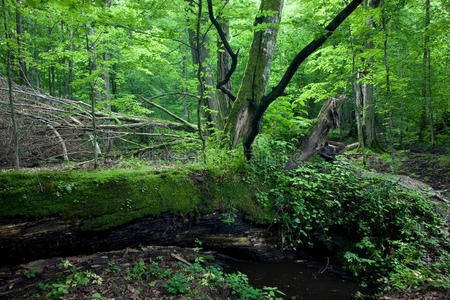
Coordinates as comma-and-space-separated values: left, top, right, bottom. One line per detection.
285, 95, 346, 170
225, 0, 284, 150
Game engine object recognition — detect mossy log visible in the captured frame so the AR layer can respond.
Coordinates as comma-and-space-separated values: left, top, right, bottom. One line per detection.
0, 168, 279, 266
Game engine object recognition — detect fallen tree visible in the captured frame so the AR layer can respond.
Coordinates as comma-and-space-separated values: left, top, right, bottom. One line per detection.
0, 79, 199, 167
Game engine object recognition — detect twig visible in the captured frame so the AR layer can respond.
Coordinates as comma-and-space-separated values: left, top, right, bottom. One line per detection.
170, 253, 192, 266
319, 256, 329, 274
36, 173, 43, 192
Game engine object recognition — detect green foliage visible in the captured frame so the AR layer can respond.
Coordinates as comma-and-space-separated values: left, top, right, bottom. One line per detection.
163, 272, 190, 294
245, 139, 448, 294
38, 259, 103, 299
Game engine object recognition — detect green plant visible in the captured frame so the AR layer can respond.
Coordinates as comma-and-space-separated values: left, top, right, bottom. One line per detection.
163, 272, 190, 295
25, 268, 38, 279
250, 155, 449, 294
125, 260, 148, 280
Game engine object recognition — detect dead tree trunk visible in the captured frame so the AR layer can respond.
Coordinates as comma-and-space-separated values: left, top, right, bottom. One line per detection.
285, 95, 346, 170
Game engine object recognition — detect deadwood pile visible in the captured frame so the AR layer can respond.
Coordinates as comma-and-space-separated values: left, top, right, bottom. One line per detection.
0, 78, 198, 168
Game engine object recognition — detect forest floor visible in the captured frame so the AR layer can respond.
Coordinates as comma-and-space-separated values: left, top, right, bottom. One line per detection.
363, 146, 449, 197
1, 245, 279, 300
1, 145, 448, 299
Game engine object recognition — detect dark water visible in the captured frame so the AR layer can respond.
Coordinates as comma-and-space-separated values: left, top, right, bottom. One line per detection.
226, 261, 359, 299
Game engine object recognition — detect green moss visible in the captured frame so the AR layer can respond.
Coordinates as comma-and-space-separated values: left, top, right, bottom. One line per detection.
0, 168, 262, 231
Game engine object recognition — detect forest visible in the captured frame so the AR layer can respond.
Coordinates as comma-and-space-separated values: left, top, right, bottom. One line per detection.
0, 0, 448, 299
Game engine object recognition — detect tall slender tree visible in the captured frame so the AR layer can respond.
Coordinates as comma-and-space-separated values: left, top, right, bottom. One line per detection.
3, 0, 20, 168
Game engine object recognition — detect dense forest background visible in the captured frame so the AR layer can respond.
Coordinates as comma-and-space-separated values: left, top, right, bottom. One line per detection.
0, 0, 448, 167
0, 1, 449, 298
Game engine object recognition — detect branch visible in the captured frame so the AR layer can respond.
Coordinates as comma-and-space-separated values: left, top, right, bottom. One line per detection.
243, 0, 363, 151
206, 0, 237, 101
132, 140, 194, 154
263, 0, 363, 106
141, 96, 197, 131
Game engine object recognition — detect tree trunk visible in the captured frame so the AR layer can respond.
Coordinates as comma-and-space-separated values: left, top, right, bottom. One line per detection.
194, 0, 207, 162
349, 24, 367, 165
3, 0, 20, 169
225, 0, 284, 152
183, 40, 189, 121
86, 29, 99, 168
217, 20, 232, 119
360, 0, 380, 150
382, 1, 395, 170
15, 0, 26, 85
68, 29, 74, 99
425, 0, 434, 147
355, 72, 367, 165
187, 1, 221, 130
103, 0, 112, 108
419, 0, 430, 142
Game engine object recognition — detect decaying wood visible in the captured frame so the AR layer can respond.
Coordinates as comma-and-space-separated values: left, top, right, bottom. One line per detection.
285, 95, 346, 170
344, 142, 359, 152
141, 97, 197, 131
0, 213, 282, 267
170, 253, 192, 266
0, 79, 199, 167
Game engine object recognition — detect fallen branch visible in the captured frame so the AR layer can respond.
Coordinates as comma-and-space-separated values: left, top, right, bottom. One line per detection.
170, 253, 192, 266
141, 97, 197, 131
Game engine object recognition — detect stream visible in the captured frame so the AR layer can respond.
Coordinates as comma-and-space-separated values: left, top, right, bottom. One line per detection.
226, 260, 359, 299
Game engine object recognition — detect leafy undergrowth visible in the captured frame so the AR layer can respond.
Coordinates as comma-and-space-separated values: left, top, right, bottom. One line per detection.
246, 136, 450, 297
4, 246, 284, 300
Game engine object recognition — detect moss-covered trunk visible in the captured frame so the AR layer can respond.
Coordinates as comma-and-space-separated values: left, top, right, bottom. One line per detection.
224, 0, 283, 150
